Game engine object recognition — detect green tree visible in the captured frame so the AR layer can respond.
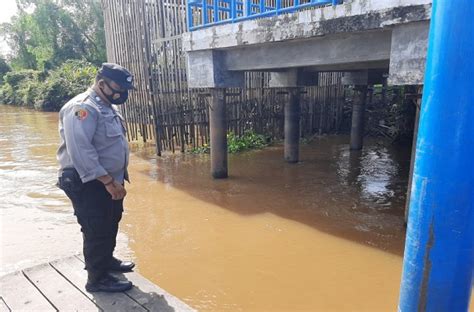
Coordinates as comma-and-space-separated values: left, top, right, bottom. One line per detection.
1, 11, 37, 69
1, 0, 106, 71
62, 0, 107, 65
0, 57, 12, 83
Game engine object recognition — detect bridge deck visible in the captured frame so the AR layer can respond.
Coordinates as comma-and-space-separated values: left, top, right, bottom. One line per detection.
0, 255, 195, 312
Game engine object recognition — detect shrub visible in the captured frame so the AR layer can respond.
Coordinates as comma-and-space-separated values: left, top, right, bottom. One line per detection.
37, 60, 98, 111
227, 130, 269, 153
190, 144, 210, 154
190, 130, 269, 154
3, 70, 39, 87
0, 59, 97, 111
0, 57, 11, 84
0, 70, 43, 106
0, 84, 15, 104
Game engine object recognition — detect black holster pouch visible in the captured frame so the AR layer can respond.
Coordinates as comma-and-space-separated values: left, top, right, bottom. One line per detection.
57, 168, 84, 196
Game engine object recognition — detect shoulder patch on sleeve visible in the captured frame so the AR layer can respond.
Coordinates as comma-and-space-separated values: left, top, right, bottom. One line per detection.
74, 108, 89, 121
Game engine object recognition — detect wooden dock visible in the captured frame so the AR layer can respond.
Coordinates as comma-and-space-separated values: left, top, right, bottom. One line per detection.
0, 255, 196, 311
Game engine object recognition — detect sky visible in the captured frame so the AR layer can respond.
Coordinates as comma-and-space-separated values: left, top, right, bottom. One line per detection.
0, 0, 18, 56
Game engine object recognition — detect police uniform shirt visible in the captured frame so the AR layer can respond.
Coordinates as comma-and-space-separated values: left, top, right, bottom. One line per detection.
57, 88, 129, 184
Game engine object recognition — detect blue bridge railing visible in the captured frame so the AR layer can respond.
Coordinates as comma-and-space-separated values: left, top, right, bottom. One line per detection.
187, 0, 342, 30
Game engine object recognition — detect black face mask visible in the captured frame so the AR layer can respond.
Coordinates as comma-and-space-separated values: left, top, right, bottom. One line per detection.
101, 80, 129, 105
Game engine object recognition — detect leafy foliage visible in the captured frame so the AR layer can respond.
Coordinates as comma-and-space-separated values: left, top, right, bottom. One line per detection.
190, 130, 270, 154
0, 0, 105, 110
227, 130, 269, 153
0, 60, 97, 111
0, 69, 43, 105
0, 57, 11, 83
38, 60, 98, 111
190, 144, 210, 154
1, 0, 106, 70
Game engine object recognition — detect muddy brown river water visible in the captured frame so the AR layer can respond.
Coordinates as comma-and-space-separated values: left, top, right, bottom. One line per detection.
1, 104, 472, 311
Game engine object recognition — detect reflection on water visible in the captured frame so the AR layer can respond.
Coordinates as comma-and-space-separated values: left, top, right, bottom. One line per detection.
130, 136, 410, 256
124, 136, 413, 311
336, 144, 408, 212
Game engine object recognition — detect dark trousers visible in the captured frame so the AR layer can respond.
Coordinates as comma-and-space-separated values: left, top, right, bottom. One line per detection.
64, 179, 124, 282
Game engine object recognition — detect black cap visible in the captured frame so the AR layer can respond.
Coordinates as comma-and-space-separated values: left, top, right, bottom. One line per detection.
98, 63, 136, 90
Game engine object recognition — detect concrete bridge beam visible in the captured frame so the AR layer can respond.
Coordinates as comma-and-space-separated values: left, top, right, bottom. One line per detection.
269, 69, 319, 87
186, 50, 244, 88
222, 31, 392, 72
184, 1, 432, 87
185, 22, 429, 87
388, 21, 429, 85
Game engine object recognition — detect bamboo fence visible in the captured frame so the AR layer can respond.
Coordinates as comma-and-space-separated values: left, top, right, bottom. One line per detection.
102, 0, 348, 154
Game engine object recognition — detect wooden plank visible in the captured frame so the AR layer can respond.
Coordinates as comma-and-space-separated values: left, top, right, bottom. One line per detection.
75, 255, 195, 312
23, 263, 98, 312
50, 257, 145, 312
0, 297, 10, 312
125, 272, 196, 312
0, 271, 54, 312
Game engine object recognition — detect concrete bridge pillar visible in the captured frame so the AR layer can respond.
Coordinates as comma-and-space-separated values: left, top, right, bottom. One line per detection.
343, 70, 386, 151
342, 71, 372, 150
350, 85, 367, 150
209, 88, 228, 179
269, 70, 315, 163
185, 50, 244, 178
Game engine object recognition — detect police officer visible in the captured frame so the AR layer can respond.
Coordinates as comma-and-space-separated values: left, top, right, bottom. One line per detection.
57, 63, 136, 292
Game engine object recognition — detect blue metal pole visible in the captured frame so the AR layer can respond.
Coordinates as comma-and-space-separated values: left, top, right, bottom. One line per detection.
398, 0, 474, 311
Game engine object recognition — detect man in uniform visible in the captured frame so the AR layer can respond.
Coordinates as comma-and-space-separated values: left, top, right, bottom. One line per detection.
57, 63, 136, 292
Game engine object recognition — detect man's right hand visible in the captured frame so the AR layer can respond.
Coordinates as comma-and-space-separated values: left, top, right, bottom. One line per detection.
105, 181, 127, 200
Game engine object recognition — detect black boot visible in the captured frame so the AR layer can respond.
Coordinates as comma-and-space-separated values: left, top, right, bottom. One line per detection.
85, 273, 133, 293
108, 257, 135, 272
